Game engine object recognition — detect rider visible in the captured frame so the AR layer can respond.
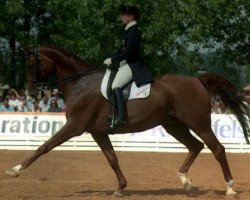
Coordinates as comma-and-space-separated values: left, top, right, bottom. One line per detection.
103, 5, 153, 128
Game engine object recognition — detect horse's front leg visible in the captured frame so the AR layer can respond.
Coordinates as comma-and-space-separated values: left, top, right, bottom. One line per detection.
92, 134, 127, 197
5, 122, 84, 177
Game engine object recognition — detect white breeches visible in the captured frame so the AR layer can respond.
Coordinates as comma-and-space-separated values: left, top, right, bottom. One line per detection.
112, 60, 133, 89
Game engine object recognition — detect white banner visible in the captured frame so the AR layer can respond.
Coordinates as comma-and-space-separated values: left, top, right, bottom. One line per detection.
0, 113, 247, 140
0, 112, 249, 152
0, 112, 66, 136
211, 114, 245, 141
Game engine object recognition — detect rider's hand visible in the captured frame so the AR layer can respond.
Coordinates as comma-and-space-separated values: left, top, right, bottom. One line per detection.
103, 58, 112, 66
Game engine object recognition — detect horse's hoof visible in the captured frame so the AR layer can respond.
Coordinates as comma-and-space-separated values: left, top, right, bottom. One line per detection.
226, 187, 237, 196
112, 191, 124, 197
178, 172, 192, 191
183, 179, 192, 191
5, 165, 22, 177
226, 180, 237, 196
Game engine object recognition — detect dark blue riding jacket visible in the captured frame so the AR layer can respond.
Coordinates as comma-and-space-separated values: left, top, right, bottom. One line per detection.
111, 23, 153, 87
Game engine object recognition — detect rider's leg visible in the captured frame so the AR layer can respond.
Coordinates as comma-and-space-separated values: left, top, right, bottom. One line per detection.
113, 87, 126, 125
111, 62, 132, 127
112, 61, 133, 89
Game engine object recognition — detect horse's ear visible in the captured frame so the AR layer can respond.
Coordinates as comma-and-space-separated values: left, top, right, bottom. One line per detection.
20, 44, 32, 56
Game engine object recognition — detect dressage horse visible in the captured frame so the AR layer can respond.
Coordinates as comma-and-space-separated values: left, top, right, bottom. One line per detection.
6, 45, 249, 197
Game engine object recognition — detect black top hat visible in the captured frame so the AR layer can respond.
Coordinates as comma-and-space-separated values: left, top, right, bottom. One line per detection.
121, 5, 139, 20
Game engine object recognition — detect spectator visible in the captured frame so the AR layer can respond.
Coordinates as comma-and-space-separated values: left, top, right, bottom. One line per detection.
243, 89, 250, 110
30, 98, 41, 112
50, 88, 65, 110
245, 96, 250, 106
0, 96, 3, 106
0, 98, 15, 112
8, 88, 21, 111
48, 98, 61, 112
17, 87, 26, 97
0, 84, 9, 97
243, 90, 250, 103
39, 94, 50, 112
0, 83, 9, 97
18, 95, 32, 112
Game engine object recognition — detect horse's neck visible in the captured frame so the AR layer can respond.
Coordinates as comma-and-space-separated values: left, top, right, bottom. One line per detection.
41, 48, 90, 74
40, 47, 93, 96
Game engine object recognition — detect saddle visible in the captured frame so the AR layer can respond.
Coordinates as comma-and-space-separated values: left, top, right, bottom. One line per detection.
101, 69, 151, 102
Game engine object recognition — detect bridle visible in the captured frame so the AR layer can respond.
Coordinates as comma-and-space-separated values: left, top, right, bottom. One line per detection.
26, 48, 49, 91
26, 47, 106, 91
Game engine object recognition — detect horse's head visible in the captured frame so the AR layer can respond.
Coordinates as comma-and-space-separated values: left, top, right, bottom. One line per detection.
22, 45, 56, 97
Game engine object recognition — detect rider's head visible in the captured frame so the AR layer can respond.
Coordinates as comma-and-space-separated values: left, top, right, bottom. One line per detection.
120, 5, 139, 24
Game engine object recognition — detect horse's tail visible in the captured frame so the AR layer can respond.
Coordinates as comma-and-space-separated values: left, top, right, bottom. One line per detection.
198, 73, 250, 144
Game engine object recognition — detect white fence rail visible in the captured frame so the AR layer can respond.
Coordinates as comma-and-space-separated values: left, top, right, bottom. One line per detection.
0, 112, 249, 153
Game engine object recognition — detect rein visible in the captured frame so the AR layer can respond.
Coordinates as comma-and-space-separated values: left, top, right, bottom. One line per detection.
52, 66, 106, 88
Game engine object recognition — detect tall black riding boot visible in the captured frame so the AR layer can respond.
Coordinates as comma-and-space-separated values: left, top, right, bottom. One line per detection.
113, 87, 126, 127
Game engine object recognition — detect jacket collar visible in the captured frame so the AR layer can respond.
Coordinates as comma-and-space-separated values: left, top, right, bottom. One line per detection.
125, 21, 137, 31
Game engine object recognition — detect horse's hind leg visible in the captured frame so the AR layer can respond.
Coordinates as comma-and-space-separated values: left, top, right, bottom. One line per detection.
5, 122, 84, 177
193, 127, 236, 195
92, 134, 127, 197
162, 116, 204, 191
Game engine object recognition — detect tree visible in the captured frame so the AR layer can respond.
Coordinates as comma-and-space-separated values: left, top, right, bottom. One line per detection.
0, 0, 249, 87
177, 0, 249, 84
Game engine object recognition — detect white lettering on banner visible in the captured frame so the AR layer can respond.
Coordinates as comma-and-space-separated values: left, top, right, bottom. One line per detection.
0, 113, 66, 136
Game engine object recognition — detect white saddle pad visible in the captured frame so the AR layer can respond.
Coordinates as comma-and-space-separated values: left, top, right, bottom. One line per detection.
101, 70, 151, 100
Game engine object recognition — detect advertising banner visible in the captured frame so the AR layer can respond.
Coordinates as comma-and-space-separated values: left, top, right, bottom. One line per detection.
0, 112, 249, 152
0, 112, 66, 136
0, 113, 247, 140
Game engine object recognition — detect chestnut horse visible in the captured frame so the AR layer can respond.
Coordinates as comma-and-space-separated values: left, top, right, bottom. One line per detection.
6, 45, 249, 196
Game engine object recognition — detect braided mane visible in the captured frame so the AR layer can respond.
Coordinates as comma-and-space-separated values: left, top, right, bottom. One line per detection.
39, 44, 88, 66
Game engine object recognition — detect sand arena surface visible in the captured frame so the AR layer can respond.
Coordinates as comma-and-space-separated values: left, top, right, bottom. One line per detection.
0, 150, 250, 200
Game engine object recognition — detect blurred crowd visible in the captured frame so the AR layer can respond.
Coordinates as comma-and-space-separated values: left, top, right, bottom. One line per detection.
0, 84, 249, 114
0, 84, 65, 113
